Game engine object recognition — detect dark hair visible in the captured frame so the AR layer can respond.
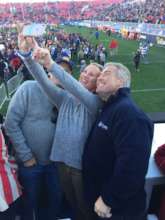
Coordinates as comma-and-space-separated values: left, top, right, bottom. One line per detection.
56, 57, 73, 72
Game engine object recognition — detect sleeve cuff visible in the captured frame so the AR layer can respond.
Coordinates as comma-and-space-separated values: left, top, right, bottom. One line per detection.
16, 50, 32, 60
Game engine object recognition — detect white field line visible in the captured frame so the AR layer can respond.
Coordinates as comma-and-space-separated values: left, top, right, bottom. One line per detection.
132, 88, 165, 93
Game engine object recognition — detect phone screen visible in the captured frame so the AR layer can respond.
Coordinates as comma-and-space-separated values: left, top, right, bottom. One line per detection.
22, 24, 46, 37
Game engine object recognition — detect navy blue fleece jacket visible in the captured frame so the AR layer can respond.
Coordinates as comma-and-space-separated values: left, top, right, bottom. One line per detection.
83, 88, 154, 215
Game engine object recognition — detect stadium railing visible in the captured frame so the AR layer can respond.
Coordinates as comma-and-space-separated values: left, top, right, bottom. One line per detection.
147, 112, 165, 123
0, 83, 7, 109
0, 71, 23, 110
7, 72, 23, 97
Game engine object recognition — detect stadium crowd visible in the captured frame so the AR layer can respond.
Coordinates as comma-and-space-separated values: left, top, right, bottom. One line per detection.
95, 0, 165, 24
0, 26, 110, 86
0, 0, 165, 25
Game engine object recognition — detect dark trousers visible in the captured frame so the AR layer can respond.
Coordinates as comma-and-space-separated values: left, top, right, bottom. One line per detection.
134, 61, 140, 70
57, 162, 91, 220
93, 212, 146, 220
18, 163, 63, 220
0, 198, 21, 220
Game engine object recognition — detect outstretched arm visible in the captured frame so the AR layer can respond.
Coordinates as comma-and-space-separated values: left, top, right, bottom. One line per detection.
23, 56, 66, 109
33, 47, 102, 115
17, 34, 66, 109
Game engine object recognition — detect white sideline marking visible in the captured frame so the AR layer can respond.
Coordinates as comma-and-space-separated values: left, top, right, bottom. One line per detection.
132, 88, 165, 93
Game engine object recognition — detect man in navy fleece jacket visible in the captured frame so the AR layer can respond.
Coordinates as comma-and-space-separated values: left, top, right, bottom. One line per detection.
83, 62, 154, 220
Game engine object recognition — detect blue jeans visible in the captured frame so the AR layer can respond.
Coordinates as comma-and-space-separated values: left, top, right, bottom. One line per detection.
18, 163, 63, 220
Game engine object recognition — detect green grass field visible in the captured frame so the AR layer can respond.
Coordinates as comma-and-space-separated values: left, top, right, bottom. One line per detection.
63, 25, 165, 113
1, 25, 165, 115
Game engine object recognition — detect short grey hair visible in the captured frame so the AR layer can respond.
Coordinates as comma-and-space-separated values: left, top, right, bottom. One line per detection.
104, 62, 131, 88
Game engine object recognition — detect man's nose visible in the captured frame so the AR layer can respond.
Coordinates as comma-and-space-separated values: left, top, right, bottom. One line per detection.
83, 72, 88, 77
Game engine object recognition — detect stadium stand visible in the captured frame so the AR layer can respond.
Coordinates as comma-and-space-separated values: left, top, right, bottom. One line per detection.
0, 0, 164, 24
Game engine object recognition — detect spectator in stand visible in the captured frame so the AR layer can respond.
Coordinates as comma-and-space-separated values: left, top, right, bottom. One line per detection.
154, 144, 165, 220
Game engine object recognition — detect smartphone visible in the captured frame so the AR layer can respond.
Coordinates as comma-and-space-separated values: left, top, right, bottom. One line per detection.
22, 24, 46, 37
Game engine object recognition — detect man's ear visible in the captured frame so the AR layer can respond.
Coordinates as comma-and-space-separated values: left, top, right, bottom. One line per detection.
118, 78, 124, 88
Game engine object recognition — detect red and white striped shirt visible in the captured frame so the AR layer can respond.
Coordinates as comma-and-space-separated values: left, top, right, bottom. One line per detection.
0, 129, 22, 212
